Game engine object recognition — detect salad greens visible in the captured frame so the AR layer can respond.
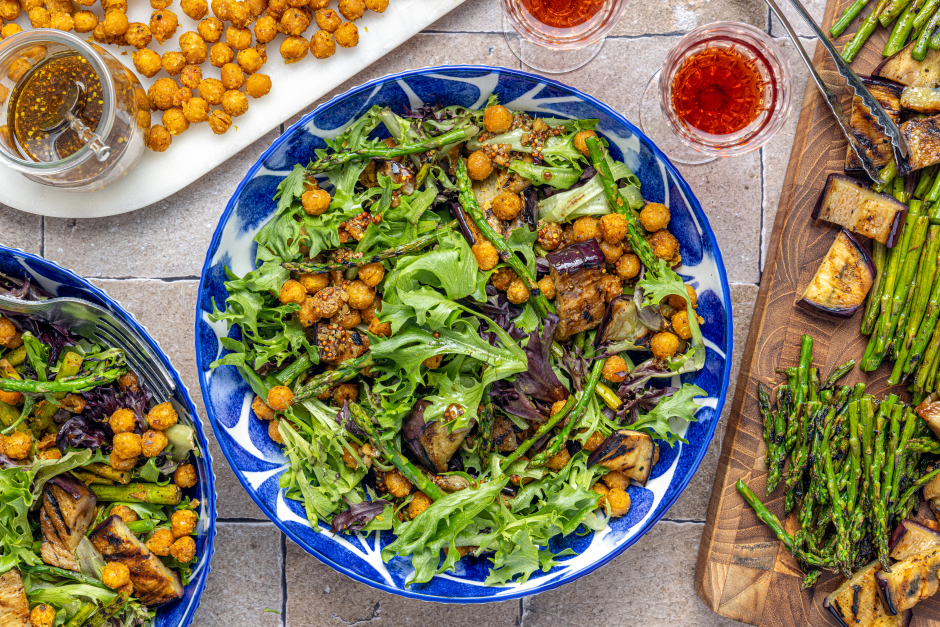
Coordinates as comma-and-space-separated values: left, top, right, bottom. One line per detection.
210, 98, 710, 586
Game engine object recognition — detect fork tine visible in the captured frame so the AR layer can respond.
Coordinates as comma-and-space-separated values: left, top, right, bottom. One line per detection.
93, 327, 172, 402
95, 314, 176, 395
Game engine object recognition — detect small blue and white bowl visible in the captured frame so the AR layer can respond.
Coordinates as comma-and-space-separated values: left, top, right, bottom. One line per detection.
0, 246, 217, 627
196, 66, 733, 603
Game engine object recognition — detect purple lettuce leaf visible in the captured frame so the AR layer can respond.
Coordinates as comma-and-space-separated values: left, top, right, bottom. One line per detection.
330, 498, 391, 534
488, 381, 548, 423
81, 382, 152, 434
514, 313, 568, 403
56, 415, 113, 453
335, 400, 364, 437
614, 360, 677, 423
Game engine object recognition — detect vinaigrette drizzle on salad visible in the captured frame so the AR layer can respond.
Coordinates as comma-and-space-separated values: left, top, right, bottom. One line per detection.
210, 97, 708, 586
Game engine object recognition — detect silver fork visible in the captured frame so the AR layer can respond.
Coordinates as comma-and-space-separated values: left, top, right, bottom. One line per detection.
0, 295, 177, 402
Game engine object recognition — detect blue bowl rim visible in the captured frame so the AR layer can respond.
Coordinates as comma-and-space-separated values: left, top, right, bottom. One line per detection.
0, 244, 218, 626
195, 64, 734, 604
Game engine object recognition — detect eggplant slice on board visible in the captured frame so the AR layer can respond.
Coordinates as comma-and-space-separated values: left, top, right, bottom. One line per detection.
875, 41, 940, 88
899, 115, 940, 175
797, 229, 876, 318
813, 174, 908, 246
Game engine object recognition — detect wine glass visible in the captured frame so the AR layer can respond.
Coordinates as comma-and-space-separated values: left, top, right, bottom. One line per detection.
638, 22, 794, 165
500, 0, 628, 74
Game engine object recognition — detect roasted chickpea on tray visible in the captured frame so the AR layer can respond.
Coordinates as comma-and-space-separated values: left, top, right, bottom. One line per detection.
209, 98, 709, 586
0, 273, 202, 626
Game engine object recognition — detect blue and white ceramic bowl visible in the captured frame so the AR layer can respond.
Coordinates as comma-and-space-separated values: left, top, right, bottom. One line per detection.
196, 66, 733, 602
0, 246, 216, 626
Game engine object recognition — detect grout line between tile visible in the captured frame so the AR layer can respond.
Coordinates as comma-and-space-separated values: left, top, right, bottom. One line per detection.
91, 276, 201, 282
217, 517, 276, 523
280, 532, 288, 627
518, 598, 525, 626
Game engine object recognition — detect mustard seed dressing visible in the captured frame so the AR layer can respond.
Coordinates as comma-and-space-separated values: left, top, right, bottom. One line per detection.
9, 52, 104, 162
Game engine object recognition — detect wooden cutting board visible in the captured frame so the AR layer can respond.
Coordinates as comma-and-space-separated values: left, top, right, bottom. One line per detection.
693, 1, 940, 625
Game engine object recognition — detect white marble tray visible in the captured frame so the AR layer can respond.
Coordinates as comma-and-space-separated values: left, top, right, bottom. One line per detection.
0, 0, 467, 218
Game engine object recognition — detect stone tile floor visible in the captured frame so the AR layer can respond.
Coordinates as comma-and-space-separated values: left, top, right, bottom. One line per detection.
0, 0, 827, 622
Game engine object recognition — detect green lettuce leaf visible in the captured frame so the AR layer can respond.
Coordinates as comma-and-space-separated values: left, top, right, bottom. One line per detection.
631, 382, 706, 446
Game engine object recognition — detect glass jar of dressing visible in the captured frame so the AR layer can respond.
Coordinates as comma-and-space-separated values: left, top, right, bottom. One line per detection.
0, 30, 150, 192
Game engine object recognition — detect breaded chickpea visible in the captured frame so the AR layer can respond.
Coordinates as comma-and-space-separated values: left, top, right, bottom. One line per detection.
332, 382, 358, 406
338, 0, 363, 19
0, 316, 15, 346
484, 104, 512, 134
210, 42, 234, 67
49, 10, 74, 30
650, 331, 680, 360
247, 0, 266, 16
211, 0, 231, 18
236, 47, 264, 73
537, 275, 555, 300
334, 21, 357, 47
245, 72, 272, 98
222, 89, 249, 116
146, 528, 174, 556
615, 253, 640, 280
171, 509, 198, 538
182, 96, 208, 123
226, 26, 252, 49
1, 23, 23, 38
607, 487, 631, 517
310, 29, 335, 59
102, 0, 127, 12
671, 310, 694, 340
351, 264, 382, 290
598, 213, 628, 244
466, 151, 493, 181
174, 463, 198, 488
179, 64, 203, 89
254, 14, 277, 42
301, 188, 330, 215
121, 22, 151, 48
228, 0, 250, 26
385, 470, 412, 498
360, 296, 380, 323
297, 272, 328, 294
490, 266, 516, 291
471, 241, 499, 272
149, 77, 179, 110
0, 0, 20, 20
267, 385, 293, 412
109, 408, 138, 434
118, 372, 140, 394
149, 10, 178, 43
537, 222, 563, 251
365, 0, 387, 10
111, 504, 139, 524
280, 34, 309, 62
603, 470, 628, 490
28, 6, 50, 27
179, 31, 208, 64
5, 431, 30, 460
73, 10, 98, 32
208, 108, 230, 134
422, 354, 442, 369
152, 0, 172, 8
30, 605, 55, 627
572, 216, 599, 242
601, 274, 621, 302
346, 280, 375, 310
666, 284, 698, 311
280, 6, 309, 35
268, 418, 284, 443
315, 7, 340, 31
582, 430, 605, 452
38, 449, 61, 461
368, 317, 391, 337
148, 402, 179, 430
102, 562, 130, 589
573, 129, 597, 157
408, 491, 432, 518
278, 279, 305, 305
492, 192, 523, 221
648, 229, 680, 264
598, 240, 623, 265
109, 452, 138, 471
197, 16, 224, 42
103, 10, 128, 35
195, 77, 224, 105
141, 429, 169, 457
309, 0, 328, 7
162, 106, 189, 135
591, 482, 609, 508
181, 0, 208, 18
113, 432, 142, 458
640, 202, 671, 232
545, 447, 570, 471
252, 395, 277, 421
170, 536, 196, 562
602, 355, 628, 383
334, 305, 361, 329
507, 278, 529, 304
0, 389, 21, 406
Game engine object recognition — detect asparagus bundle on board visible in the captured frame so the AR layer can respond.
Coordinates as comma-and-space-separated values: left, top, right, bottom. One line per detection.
740, 335, 940, 587
834, 0, 940, 61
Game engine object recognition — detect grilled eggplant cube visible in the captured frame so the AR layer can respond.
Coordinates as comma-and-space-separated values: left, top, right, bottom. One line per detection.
824, 561, 912, 627
0, 570, 29, 627
890, 520, 940, 560
797, 230, 876, 318
901, 86, 940, 113
899, 115, 940, 175
586, 429, 655, 485
845, 77, 903, 176
89, 515, 184, 606
39, 473, 97, 572
875, 41, 940, 87
813, 174, 908, 246
547, 240, 608, 341
875, 547, 940, 614
403, 400, 474, 473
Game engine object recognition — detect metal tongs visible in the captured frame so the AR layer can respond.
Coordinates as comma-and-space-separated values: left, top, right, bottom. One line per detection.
763, 0, 910, 185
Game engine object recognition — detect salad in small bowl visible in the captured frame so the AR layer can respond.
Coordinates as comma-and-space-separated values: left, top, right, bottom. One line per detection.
197, 66, 732, 601
0, 248, 215, 627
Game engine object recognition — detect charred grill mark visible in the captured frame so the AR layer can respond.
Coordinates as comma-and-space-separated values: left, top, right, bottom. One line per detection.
45, 489, 71, 536
850, 583, 862, 617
